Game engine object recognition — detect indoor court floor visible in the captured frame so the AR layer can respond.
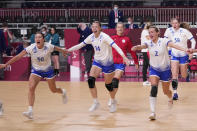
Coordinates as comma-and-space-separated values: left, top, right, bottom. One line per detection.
0, 81, 197, 131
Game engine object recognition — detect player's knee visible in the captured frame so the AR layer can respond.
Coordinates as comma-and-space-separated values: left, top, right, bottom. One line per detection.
150, 85, 158, 97
105, 83, 113, 92
172, 79, 178, 90
112, 78, 119, 88
88, 76, 96, 88
29, 86, 36, 93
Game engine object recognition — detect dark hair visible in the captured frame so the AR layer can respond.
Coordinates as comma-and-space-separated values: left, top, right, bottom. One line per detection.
92, 21, 101, 27
171, 17, 180, 23
41, 27, 47, 30
51, 26, 56, 32
35, 31, 45, 38
2, 22, 8, 28
149, 26, 160, 33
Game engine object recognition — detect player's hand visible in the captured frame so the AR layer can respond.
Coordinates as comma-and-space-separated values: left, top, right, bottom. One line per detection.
62, 49, 69, 57
123, 57, 130, 66
131, 46, 138, 51
135, 64, 139, 70
186, 48, 193, 54
0, 64, 6, 69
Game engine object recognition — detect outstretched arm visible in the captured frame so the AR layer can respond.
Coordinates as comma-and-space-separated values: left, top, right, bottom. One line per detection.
54, 46, 68, 56
112, 44, 130, 66
131, 44, 148, 51
0, 50, 27, 69
168, 42, 187, 52
68, 42, 86, 52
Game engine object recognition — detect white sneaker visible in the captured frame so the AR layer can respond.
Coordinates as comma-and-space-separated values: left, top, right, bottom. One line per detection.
143, 81, 151, 86
168, 99, 173, 109
149, 113, 156, 120
110, 100, 117, 113
108, 99, 117, 106
23, 111, 33, 119
89, 102, 100, 112
0, 102, 3, 116
62, 89, 68, 104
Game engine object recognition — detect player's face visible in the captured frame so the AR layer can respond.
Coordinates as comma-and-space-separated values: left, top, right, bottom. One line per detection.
116, 24, 124, 35
171, 20, 180, 30
35, 34, 44, 48
149, 28, 159, 40
91, 23, 101, 34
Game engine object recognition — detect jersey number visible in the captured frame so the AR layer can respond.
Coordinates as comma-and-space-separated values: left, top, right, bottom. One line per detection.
174, 38, 180, 43
155, 51, 158, 56
37, 57, 44, 62
94, 46, 100, 51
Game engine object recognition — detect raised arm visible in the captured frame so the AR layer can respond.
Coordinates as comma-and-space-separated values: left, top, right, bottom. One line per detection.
54, 46, 67, 56
0, 50, 27, 69
131, 44, 148, 51
168, 42, 187, 52
68, 42, 86, 52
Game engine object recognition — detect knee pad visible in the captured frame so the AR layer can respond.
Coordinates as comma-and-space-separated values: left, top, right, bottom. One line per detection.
172, 79, 178, 90
150, 85, 158, 97
88, 76, 96, 88
105, 83, 113, 92
112, 78, 119, 88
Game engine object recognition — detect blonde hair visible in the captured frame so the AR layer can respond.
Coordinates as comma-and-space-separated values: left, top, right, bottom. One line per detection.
144, 22, 153, 30
180, 22, 190, 30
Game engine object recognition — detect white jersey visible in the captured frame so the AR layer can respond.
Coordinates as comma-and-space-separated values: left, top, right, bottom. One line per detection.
144, 38, 171, 71
83, 32, 114, 66
164, 27, 193, 57
141, 29, 149, 52
25, 42, 54, 71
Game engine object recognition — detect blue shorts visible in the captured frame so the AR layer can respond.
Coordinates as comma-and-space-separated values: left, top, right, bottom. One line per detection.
92, 61, 115, 74
31, 68, 55, 79
149, 67, 171, 82
114, 64, 126, 71
171, 55, 188, 64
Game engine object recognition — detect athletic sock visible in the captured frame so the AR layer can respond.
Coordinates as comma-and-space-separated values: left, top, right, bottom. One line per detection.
28, 106, 33, 112
150, 96, 156, 113
93, 98, 98, 103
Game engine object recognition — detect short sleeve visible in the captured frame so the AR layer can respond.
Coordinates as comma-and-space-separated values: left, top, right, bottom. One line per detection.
103, 34, 115, 46
48, 43, 55, 53
163, 38, 172, 46
185, 29, 194, 40
24, 44, 33, 54
164, 28, 170, 39
83, 34, 92, 45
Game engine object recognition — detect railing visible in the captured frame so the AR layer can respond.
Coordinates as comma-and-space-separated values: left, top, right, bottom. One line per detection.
0, 8, 197, 23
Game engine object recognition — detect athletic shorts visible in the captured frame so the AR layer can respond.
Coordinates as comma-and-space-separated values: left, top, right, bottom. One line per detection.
171, 55, 188, 64
149, 67, 171, 82
114, 63, 126, 72
92, 61, 115, 74
51, 51, 59, 56
31, 67, 55, 79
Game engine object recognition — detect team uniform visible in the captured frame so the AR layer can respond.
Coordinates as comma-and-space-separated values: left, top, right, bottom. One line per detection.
25, 42, 55, 79
83, 32, 117, 74
111, 35, 138, 71
164, 27, 194, 64
144, 38, 172, 82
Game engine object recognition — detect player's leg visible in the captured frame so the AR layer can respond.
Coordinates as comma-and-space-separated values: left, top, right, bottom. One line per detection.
88, 65, 101, 112
149, 75, 159, 120
162, 81, 173, 109
142, 52, 150, 86
171, 60, 180, 100
52, 53, 60, 76
0, 101, 3, 116
46, 77, 67, 104
180, 55, 189, 79
23, 74, 41, 119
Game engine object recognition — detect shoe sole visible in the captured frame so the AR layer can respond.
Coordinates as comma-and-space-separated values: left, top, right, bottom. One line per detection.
149, 116, 156, 120
23, 113, 33, 119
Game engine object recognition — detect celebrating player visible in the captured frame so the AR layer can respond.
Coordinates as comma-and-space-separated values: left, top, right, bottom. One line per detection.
68, 21, 130, 112
132, 26, 191, 120
108, 22, 139, 112
0, 32, 68, 119
164, 18, 196, 100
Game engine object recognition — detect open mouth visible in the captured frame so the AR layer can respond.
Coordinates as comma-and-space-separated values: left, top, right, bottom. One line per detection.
37, 42, 40, 44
